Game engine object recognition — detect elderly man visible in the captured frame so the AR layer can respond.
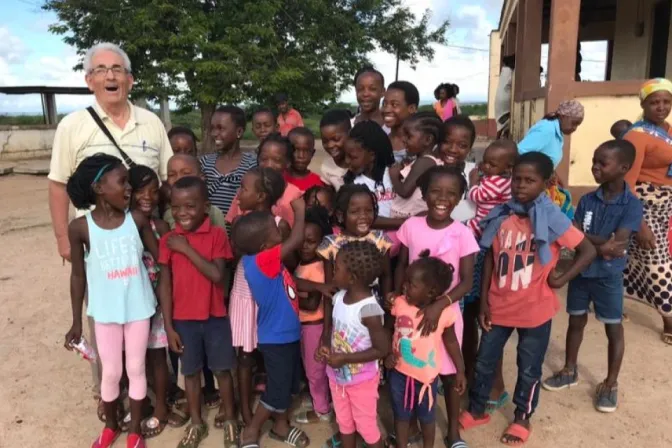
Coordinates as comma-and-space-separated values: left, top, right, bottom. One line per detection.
47, 43, 172, 418
48, 42, 172, 260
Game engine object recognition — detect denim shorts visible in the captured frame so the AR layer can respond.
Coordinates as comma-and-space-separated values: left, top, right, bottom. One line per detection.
567, 275, 624, 324
173, 316, 236, 376
258, 341, 301, 412
388, 368, 438, 424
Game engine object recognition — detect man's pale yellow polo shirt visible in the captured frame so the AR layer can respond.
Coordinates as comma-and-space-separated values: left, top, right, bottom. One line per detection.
48, 101, 173, 185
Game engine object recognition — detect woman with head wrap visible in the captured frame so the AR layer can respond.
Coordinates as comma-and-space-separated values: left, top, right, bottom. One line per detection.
623, 78, 672, 344
517, 99, 585, 217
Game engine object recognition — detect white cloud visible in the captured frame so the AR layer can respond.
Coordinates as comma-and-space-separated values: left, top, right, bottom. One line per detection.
0, 27, 29, 64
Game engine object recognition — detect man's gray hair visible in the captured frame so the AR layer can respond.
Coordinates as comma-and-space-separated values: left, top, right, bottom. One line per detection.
83, 43, 132, 73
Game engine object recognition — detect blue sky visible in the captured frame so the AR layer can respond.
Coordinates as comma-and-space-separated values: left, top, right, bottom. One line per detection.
0, 0, 605, 114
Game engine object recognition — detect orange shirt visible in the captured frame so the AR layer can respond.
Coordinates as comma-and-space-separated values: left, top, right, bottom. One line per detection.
487, 215, 584, 328
277, 108, 304, 136
624, 126, 672, 188
295, 261, 325, 323
226, 181, 303, 226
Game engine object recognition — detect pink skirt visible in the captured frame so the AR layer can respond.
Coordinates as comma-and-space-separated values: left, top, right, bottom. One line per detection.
230, 262, 258, 353
439, 302, 464, 375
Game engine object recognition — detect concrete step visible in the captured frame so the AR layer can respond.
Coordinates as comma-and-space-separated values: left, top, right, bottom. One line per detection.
12, 159, 50, 175
0, 162, 16, 176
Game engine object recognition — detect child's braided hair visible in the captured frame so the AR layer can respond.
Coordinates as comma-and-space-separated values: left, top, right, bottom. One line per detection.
337, 240, 384, 286
247, 166, 286, 207
305, 205, 333, 239
66, 153, 124, 210
409, 249, 455, 296
334, 184, 379, 227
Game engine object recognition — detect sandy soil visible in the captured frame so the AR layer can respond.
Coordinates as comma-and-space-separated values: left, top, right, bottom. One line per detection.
1, 160, 672, 447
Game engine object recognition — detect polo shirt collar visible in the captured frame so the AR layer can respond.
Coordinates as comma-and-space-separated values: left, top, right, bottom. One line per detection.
174, 216, 212, 235
595, 182, 631, 205
93, 100, 141, 125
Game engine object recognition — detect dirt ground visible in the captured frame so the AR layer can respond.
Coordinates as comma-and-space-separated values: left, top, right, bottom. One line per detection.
1, 152, 672, 447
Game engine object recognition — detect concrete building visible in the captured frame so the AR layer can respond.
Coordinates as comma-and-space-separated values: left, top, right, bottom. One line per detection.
487, 0, 669, 201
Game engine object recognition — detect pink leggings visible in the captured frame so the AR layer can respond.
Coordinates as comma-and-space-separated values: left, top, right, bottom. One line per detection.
95, 319, 150, 402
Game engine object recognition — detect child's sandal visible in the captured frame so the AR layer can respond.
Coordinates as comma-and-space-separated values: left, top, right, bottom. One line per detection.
177, 423, 209, 448
269, 426, 310, 448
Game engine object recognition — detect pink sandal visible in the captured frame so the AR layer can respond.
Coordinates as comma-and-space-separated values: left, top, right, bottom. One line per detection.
500, 423, 531, 446
458, 410, 491, 431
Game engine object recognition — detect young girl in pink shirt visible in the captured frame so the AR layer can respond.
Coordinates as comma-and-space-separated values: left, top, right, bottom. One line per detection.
393, 165, 479, 448
386, 253, 466, 448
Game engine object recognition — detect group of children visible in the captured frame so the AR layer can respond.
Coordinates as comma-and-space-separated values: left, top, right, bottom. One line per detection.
63, 67, 644, 448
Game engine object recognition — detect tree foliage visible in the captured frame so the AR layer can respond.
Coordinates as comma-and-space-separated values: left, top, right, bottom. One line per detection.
43, 0, 448, 149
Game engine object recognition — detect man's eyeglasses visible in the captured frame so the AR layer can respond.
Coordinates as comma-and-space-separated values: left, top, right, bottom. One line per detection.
89, 65, 129, 77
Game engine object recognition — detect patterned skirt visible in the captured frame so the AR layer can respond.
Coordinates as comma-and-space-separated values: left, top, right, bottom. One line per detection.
230, 262, 258, 352
623, 182, 672, 316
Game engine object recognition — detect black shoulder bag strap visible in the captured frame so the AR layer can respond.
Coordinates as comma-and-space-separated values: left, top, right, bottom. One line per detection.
86, 106, 136, 168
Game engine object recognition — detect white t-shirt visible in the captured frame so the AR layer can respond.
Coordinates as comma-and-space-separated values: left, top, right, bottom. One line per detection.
451, 162, 477, 222
353, 167, 396, 217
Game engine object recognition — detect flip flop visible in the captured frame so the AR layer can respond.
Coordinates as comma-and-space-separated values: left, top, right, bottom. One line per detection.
662, 332, 672, 345
500, 423, 531, 446
167, 405, 189, 428
486, 391, 510, 414
127, 433, 147, 448
178, 423, 209, 448
458, 410, 491, 431
140, 416, 167, 439
445, 439, 469, 448
269, 426, 310, 448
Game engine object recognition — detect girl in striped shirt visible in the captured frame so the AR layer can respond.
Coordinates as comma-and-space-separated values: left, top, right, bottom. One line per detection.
466, 140, 518, 237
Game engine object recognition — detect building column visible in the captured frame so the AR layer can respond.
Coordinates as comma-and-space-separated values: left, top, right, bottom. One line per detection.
41, 93, 57, 125
514, 0, 543, 99
545, 0, 580, 186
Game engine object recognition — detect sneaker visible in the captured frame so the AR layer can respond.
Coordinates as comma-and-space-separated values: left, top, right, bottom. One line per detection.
542, 368, 578, 391
595, 383, 618, 413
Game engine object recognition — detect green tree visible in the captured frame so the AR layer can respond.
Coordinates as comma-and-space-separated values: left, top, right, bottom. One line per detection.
43, 0, 448, 151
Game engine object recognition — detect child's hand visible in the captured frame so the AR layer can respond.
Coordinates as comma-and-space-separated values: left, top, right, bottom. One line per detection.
468, 167, 480, 187
64, 323, 82, 350
454, 371, 467, 395
636, 222, 656, 250
384, 353, 398, 370
599, 233, 628, 260
315, 345, 330, 363
316, 283, 339, 299
167, 329, 184, 354
547, 270, 566, 289
384, 292, 397, 310
291, 196, 306, 213
416, 301, 444, 337
478, 304, 492, 332
167, 235, 191, 254
326, 352, 348, 368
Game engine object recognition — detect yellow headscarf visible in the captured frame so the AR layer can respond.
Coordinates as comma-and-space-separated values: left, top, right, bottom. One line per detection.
640, 78, 672, 101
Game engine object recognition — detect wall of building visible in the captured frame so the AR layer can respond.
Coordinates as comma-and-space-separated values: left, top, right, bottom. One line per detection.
488, 31, 502, 120
568, 95, 641, 186
0, 125, 56, 161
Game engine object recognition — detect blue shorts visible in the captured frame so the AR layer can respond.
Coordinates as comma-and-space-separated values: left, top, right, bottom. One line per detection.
567, 275, 623, 324
258, 341, 302, 413
173, 317, 236, 376
388, 369, 438, 424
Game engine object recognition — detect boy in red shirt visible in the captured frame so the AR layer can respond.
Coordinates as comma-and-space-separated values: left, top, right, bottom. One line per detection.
285, 127, 324, 192
458, 152, 596, 446
158, 176, 237, 448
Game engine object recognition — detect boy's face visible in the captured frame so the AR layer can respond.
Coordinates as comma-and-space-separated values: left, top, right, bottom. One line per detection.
300, 223, 322, 263
320, 124, 348, 162
481, 146, 513, 177
238, 172, 262, 212
167, 156, 201, 187
356, 72, 385, 114
440, 126, 472, 166
511, 163, 547, 204
169, 134, 197, 156
252, 112, 276, 142
382, 88, 417, 129
258, 142, 289, 172
171, 186, 208, 231
592, 146, 628, 184
210, 112, 242, 152
278, 101, 289, 114
290, 134, 315, 173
